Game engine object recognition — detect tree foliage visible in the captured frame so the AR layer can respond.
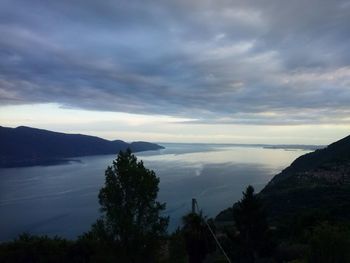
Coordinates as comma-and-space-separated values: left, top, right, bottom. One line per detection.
168, 228, 187, 263
0, 234, 76, 263
307, 222, 350, 263
89, 149, 169, 262
182, 212, 216, 263
232, 185, 271, 262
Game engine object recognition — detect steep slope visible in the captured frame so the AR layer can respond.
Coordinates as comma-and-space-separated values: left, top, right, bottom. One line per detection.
264, 134, 350, 186
216, 135, 350, 222
260, 134, 350, 221
0, 126, 164, 167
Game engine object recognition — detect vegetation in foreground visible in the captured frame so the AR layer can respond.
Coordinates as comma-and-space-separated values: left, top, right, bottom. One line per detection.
1, 147, 350, 262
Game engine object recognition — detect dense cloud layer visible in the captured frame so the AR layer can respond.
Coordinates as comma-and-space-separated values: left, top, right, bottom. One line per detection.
1, 0, 350, 125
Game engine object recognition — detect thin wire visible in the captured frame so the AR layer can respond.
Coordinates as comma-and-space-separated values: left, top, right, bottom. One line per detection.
195, 200, 232, 263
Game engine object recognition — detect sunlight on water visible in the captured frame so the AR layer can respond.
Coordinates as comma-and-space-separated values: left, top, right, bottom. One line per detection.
0, 144, 309, 241
140, 144, 305, 167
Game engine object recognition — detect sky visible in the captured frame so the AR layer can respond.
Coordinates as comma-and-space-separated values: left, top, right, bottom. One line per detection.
0, 0, 350, 144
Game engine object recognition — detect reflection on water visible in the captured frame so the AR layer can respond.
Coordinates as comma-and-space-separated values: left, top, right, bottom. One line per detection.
0, 143, 309, 241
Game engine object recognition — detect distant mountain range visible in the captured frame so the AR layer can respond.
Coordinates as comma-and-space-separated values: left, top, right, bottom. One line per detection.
217, 134, 350, 222
0, 126, 164, 168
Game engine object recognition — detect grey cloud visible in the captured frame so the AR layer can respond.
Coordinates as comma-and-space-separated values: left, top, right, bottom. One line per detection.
0, 0, 350, 125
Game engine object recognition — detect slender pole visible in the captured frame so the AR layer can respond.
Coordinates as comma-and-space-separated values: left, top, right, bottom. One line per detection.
192, 198, 196, 214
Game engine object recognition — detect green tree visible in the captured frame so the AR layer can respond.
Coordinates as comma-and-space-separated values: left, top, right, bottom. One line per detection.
89, 149, 169, 262
0, 233, 72, 263
232, 185, 271, 263
168, 228, 187, 263
182, 212, 216, 263
307, 222, 350, 263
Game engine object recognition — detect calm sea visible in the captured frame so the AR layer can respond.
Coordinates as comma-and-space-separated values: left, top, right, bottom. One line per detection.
0, 143, 311, 241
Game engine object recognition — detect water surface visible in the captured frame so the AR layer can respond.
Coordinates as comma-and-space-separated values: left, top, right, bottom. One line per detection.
0, 143, 310, 241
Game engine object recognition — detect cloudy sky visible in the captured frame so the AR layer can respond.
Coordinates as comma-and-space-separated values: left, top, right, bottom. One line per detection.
1, 0, 350, 144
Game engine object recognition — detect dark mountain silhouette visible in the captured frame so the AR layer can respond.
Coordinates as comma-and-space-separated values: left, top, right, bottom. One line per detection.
217, 134, 350, 222
0, 126, 164, 168
260, 134, 350, 221
263, 134, 350, 186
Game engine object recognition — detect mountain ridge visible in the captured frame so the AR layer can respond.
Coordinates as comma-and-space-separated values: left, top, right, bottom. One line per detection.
0, 126, 164, 168
263, 134, 350, 188
216, 134, 350, 222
